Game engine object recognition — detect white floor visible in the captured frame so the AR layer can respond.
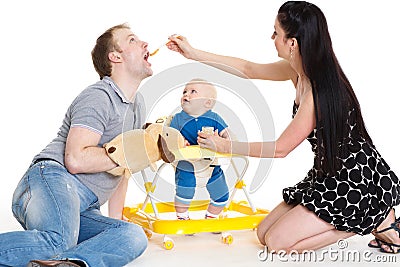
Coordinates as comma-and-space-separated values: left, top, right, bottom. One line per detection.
129, 230, 399, 267
2, 204, 398, 267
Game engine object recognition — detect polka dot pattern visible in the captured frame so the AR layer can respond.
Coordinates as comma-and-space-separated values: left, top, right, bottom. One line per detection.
283, 104, 400, 235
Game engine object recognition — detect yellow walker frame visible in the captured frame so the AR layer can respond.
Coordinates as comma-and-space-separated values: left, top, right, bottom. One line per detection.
123, 145, 269, 250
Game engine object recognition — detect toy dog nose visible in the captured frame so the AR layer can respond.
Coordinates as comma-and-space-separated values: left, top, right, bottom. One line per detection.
108, 146, 117, 153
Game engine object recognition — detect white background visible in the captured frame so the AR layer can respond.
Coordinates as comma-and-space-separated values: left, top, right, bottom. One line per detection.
0, 0, 399, 232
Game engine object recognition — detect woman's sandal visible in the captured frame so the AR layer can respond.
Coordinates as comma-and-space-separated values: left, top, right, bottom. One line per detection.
368, 238, 384, 249
372, 217, 400, 254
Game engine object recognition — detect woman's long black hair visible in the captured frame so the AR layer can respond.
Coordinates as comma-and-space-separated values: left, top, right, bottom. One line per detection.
278, 1, 372, 174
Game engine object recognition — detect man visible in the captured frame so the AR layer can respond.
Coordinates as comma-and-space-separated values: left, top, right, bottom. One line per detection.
0, 23, 152, 267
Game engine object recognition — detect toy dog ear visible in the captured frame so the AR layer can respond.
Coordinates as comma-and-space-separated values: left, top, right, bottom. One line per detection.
157, 134, 175, 163
142, 123, 152, 129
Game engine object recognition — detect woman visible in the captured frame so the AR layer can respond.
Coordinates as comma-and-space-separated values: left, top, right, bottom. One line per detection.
167, 1, 400, 253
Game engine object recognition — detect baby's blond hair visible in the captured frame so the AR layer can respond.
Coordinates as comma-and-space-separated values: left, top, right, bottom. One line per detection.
186, 78, 217, 108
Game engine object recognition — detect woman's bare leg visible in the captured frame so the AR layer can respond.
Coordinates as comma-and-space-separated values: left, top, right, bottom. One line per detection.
256, 201, 295, 245
264, 205, 355, 253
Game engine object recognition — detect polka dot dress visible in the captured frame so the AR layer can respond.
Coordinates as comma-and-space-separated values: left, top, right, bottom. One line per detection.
283, 102, 400, 235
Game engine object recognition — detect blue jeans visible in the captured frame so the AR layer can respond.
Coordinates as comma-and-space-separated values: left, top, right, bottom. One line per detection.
0, 160, 147, 267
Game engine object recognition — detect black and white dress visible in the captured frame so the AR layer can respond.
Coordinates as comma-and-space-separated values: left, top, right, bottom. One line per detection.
283, 102, 400, 235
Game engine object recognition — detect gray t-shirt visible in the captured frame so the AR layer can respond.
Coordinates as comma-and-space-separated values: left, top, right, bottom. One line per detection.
33, 76, 145, 205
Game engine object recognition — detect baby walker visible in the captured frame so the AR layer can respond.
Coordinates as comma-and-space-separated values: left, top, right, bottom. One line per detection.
123, 145, 269, 250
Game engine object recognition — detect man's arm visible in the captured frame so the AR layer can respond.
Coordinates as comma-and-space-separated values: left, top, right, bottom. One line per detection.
108, 177, 129, 220
64, 127, 117, 174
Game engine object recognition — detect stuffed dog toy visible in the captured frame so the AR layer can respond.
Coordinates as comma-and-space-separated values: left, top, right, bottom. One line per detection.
104, 123, 185, 178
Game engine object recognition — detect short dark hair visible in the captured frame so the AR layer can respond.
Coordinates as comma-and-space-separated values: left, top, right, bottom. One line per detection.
91, 23, 130, 79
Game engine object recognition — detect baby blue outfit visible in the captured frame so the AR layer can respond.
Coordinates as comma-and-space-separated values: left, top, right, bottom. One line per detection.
170, 110, 229, 207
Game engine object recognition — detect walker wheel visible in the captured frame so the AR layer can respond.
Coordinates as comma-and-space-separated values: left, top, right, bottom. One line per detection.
221, 233, 233, 245
163, 237, 175, 250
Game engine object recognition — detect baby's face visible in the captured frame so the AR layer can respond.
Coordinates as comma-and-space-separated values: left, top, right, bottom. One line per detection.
181, 83, 214, 116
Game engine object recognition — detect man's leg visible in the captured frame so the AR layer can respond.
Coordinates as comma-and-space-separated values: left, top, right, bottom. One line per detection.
56, 208, 147, 267
0, 161, 80, 267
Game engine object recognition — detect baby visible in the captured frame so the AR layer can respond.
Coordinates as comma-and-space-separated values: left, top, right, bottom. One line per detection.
170, 79, 230, 220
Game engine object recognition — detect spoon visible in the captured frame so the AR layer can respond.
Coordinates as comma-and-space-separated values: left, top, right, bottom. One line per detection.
150, 35, 181, 56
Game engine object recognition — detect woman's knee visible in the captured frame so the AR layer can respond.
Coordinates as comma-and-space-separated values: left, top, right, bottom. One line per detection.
256, 227, 267, 246
264, 229, 292, 253
256, 216, 276, 246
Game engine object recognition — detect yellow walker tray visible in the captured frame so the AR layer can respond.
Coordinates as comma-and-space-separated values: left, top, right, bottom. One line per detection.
123, 145, 269, 250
